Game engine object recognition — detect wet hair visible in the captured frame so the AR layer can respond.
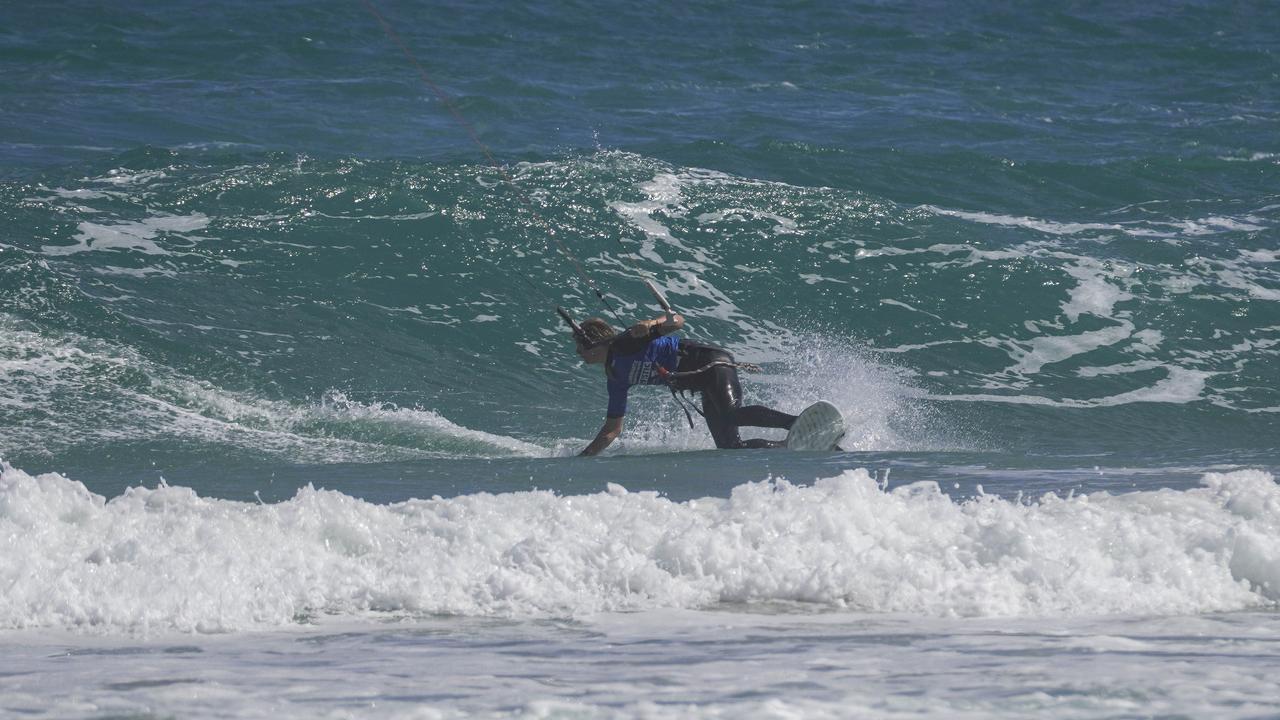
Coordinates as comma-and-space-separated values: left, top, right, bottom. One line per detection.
577, 317, 616, 347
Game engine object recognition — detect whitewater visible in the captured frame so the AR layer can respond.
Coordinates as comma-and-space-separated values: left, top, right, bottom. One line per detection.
4, 463, 1280, 631
4, 462, 1280, 718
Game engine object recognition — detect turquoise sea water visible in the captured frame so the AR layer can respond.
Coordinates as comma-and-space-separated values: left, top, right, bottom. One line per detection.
2, 2, 1279, 717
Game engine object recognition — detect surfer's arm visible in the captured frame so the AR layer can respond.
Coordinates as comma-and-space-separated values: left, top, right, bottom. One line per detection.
627, 313, 684, 338
580, 416, 623, 456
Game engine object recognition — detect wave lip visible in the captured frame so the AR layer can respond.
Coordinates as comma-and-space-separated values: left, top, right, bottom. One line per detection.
2, 463, 1277, 634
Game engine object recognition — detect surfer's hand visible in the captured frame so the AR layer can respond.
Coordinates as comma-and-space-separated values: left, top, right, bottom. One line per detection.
629, 314, 683, 338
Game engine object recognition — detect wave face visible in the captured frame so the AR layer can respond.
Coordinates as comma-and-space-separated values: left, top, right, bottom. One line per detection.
2, 462, 1277, 632
4, 2, 1280, 468
2, 148, 1277, 466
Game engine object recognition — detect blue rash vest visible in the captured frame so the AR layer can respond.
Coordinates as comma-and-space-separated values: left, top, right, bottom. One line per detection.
604, 333, 681, 418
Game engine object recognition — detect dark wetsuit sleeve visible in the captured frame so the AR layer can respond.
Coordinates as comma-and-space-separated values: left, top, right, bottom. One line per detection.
609, 327, 658, 356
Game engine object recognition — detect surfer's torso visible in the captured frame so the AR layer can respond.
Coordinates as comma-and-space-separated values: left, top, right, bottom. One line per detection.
604, 332, 680, 417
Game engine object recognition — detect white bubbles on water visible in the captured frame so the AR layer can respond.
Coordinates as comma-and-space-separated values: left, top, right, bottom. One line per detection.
2, 462, 1277, 634
759, 333, 948, 451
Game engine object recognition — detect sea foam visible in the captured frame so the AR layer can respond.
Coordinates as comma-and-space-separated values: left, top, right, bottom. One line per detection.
2, 463, 1276, 634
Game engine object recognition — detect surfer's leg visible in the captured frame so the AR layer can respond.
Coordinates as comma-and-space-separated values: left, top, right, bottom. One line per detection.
691, 349, 790, 449
705, 360, 796, 434
734, 405, 796, 430
699, 362, 744, 449
701, 398, 743, 449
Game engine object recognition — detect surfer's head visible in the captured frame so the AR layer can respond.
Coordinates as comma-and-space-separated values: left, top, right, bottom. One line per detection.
574, 317, 614, 364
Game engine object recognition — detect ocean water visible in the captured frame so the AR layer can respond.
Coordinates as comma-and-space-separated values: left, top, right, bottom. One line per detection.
2, 0, 1279, 717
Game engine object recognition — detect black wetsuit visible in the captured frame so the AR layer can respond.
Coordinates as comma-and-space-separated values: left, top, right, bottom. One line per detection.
669, 341, 796, 449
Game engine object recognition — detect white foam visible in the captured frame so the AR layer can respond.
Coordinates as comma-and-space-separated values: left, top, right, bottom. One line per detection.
798, 273, 847, 285
695, 207, 799, 235
1008, 320, 1135, 375
1219, 151, 1280, 162
1, 464, 1275, 633
91, 168, 167, 186
923, 204, 1272, 244
879, 298, 943, 321
920, 205, 1124, 236
1130, 328, 1164, 353
41, 213, 209, 257
1059, 260, 1133, 323
610, 172, 719, 269
41, 186, 120, 201
1182, 250, 1280, 302
1089, 366, 1212, 405
858, 202, 1275, 405
1215, 268, 1280, 301
1076, 360, 1165, 378
1161, 274, 1201, 294
1238, 248, 1280, 263
934, 365, 1211, 408
1170, 216, 1268, 236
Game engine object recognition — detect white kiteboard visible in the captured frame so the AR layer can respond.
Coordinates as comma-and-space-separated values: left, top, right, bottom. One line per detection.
785, 401, 846, 451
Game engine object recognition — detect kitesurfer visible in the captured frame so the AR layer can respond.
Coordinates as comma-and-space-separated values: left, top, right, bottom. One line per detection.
573, 314, 796, 455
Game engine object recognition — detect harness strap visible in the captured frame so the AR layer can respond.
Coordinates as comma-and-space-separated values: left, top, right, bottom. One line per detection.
653, 359, 763, 429
669, 386, 700, 429
666, 360, 762, 378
